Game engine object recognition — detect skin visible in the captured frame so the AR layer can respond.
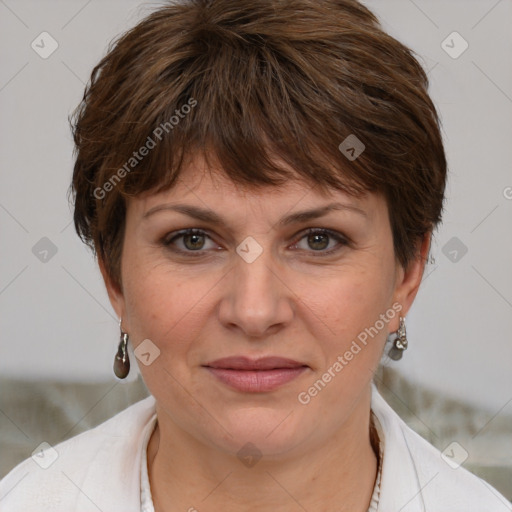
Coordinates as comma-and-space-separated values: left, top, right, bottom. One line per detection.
99, 153, 430, 512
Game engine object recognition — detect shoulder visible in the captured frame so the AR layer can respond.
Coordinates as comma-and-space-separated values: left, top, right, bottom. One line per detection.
371, 385, 512, 512
0, 395, 157, 512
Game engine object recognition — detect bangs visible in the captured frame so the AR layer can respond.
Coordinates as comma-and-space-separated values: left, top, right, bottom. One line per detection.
70, 0, 446, 289
101, 36, 373, 202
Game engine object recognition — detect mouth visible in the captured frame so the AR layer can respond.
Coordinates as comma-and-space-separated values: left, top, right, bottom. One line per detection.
204, 356, 308, 371
202, 356, 309, 393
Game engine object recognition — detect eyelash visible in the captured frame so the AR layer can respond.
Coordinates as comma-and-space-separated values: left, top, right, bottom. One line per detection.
161, 228, 349, 257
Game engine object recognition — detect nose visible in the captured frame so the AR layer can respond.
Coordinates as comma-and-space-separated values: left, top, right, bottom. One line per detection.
217, 247, 294, 339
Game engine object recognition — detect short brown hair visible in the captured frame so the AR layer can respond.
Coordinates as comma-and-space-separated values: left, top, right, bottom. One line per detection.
69, 0, 447, 292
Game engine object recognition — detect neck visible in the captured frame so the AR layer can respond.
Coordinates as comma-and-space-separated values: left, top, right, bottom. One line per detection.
147, 387, 378, 512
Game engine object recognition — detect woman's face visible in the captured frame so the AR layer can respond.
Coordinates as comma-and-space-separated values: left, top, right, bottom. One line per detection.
101, 153, 427, 458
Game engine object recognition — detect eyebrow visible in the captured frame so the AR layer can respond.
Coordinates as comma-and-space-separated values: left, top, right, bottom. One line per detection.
142, 201, 368, 227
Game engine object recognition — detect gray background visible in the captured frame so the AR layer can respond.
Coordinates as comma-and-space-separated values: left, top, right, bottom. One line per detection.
1, 0, 511, 407
0, 0, 511, 498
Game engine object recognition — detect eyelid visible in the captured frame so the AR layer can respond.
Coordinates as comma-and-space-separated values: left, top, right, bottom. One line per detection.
162, 227, 350, 256
162, 228, 220, 253
291, 227, 350, 254
296, 227, 350, 244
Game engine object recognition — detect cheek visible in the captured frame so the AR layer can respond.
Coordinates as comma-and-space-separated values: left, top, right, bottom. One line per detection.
122, 267, 213, 408
303, 276, 391, 407
122, 261, 212, 353
306, 261, 394, 344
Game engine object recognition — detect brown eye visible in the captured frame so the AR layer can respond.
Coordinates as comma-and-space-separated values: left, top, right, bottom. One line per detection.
307, 232, 330, 251
293, 228, 348, 255
182, 231, 206, 250
163, 229, 216, 255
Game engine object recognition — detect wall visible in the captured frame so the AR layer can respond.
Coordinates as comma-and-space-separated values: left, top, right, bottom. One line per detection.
0, 0, 511, 415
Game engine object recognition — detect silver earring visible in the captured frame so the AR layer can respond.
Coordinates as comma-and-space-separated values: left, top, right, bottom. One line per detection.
388, 316, 408, 361
113, 318, 130, 379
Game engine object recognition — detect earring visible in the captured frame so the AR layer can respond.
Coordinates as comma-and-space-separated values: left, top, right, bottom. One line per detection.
388, 316, 408, 361
113, 318, 130, 379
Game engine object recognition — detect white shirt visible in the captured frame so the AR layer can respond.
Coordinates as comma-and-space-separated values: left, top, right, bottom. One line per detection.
139, 409, 383, 511
1, 384, 510, 512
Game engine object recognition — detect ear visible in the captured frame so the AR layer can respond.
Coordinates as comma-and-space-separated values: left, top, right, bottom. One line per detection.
390, 231, 431, 332
98, 255, 126, 321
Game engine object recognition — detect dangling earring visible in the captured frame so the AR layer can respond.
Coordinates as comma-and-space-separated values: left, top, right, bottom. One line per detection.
388, 316, 408, 361
113, 318, 130, 379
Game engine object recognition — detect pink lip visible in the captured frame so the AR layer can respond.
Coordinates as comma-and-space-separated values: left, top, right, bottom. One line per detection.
203, 356, 309, 393
204, 356, 306, 370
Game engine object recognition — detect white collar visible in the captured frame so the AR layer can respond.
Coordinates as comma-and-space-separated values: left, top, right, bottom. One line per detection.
140, 411, 157, 512
138, 392, 385, 512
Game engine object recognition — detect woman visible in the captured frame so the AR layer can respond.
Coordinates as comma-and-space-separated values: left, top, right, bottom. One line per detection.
1, 0, 510, 510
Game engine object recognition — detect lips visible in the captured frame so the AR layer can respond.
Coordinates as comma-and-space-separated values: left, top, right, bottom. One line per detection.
203, 356, 307, 371
203, 356, 309, 392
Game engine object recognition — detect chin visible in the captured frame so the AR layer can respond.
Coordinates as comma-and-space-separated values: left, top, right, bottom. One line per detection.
210, 408, 310, 458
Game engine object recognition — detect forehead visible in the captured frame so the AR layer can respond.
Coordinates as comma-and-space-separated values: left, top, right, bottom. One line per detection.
128, 151, 378, 220
126, 152, 388, 238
